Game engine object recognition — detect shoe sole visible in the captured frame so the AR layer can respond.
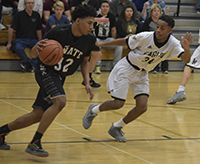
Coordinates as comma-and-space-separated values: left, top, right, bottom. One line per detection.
94, 71, 101, 74
0, 145, 10, 150
167, 97, 186, 104
25, 148, 49, 157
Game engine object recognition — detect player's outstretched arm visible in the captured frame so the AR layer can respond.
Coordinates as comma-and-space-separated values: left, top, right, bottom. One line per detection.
94, 16, 109, 24
31, 39, 48, 58
81, 57, 94, 101
95, 37, 127, 47
180, 32, 193, 63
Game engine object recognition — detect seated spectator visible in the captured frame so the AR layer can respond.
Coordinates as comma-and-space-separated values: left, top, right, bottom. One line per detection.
1, 0, 18, 15
6, 0, 42, 72
141, 0, 170, 20
110, 0, 139, 21
18, 0, 43, 18
141, 4, 161, 31
116, 5, 140, 38
45, 1, 70, 34
0, 3, 6, 30
43, 0, 71, 22
142, 4, 169, 74
94, 0, 123, 73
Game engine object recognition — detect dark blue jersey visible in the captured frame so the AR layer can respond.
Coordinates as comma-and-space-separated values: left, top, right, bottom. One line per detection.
37, 24, 96, 78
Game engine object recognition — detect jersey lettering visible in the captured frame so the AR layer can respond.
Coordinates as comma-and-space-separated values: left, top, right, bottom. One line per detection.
63, 45, 83, 59
54, 45, 84, 73
144, 51, 167, 58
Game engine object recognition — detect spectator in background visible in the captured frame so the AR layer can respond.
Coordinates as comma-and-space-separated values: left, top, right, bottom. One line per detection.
6, 0, 42, 72
45, 1, 70, 34
18, 0, 43, 18
116, 5, 140, 38
93, 0, 123, 74
141, 0, 170, 20
142, 4, 161, 31
43, 0, 71, 22
110, 0, 139, 21
1, 0, 18, 15
0, 2, 5, 30
142, 4, 169, 74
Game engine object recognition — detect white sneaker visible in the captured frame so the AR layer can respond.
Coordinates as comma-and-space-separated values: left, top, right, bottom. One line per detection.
167, 91, 186, 104
108, 124, 126, 142
82, 104, 97, 129
94, 66, 101, 74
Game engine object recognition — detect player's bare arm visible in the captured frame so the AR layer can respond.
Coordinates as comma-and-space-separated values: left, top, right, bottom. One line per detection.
95, 38, 127, 47
94, 16, 109, 24
81, 57, 94, 100
31, 39, 48, 58
180, 32, 193, 63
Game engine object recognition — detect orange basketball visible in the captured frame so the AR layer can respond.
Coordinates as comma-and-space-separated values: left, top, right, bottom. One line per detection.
39, 40, 63, 65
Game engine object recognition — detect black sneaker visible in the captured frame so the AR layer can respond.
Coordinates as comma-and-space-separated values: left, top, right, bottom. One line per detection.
82, 77, 101, 88
0, 133, 10, 150
20, 62, 28, 72
20, 62, 34, 73
27, 66, 35, 73
25, 142, 49, 157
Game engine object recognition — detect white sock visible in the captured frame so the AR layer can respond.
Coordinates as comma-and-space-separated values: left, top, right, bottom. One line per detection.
113, 118, 126, 128
177, 85, 185, 92
92, 105, 100, 114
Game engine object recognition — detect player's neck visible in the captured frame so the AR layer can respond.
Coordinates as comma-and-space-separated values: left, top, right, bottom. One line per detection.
71, 24, 82, 37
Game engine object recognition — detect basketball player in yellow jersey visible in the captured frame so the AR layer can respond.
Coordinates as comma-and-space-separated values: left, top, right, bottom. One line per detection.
83, 15, 193, 142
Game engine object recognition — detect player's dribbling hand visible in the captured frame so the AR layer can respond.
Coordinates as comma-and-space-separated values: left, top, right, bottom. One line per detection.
181, 32, 193, 51
36, 39, 49, 55
85, 84, 94, 101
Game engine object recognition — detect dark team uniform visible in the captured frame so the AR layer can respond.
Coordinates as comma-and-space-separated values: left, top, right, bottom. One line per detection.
33, 24, 96, 111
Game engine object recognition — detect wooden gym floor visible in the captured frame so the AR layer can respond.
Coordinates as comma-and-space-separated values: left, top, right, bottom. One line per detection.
0, 70, 200, 164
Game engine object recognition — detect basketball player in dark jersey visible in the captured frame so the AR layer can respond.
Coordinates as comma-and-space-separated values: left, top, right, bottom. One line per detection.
0, 4, 96, 157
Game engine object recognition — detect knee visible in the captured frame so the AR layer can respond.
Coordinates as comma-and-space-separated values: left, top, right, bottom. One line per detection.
31, 109, 44, 123
53, 96, 66, 110
113, 100, 125, 109
137, 104, 147, 114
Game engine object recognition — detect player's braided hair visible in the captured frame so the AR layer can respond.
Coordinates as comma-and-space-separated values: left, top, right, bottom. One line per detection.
71, 4, 97, 22
159, 15, 175, 28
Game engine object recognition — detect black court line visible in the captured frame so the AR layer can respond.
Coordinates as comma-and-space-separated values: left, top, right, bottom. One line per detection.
0, 97, 199, 111
0, 80, 200, 84
1, 98, 200, 143
5, 137, 200, 145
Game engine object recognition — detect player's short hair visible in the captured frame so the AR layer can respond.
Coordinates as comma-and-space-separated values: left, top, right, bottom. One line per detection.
53, 1, 64, 9
159, 15, 175, 28
71, 4, 97, 21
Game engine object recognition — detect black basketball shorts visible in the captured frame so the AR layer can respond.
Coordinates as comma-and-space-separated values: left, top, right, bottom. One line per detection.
32, 69, 66, 111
